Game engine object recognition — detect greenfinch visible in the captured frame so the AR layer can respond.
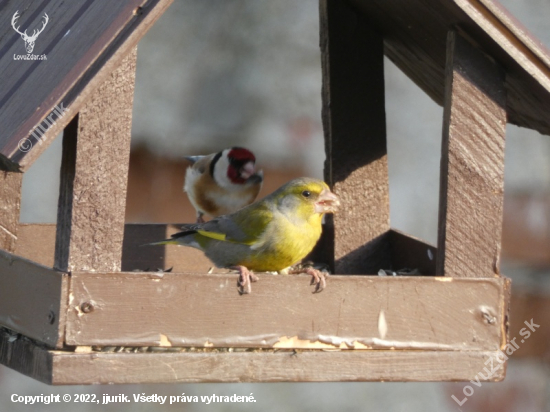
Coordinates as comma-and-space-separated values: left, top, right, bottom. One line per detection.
184, 147, 263, 223
153, 177, 340, 294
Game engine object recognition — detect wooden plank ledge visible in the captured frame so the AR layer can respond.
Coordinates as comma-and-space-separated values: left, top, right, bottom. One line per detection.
66, 273, 510, 350
0, 328, 506, 384
50, 349, 508, 384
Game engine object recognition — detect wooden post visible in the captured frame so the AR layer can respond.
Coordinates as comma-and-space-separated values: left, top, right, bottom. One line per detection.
0, 171, 22, 253
437, 31, 507, 277
54, 49, 137, 272
320, 0, 390, 274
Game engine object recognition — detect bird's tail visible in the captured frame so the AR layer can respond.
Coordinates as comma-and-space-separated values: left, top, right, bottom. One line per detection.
141, 229, 198, 247
141, 239, 180, 247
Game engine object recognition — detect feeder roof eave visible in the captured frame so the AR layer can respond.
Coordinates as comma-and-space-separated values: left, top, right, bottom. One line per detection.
348, 0, 550, 136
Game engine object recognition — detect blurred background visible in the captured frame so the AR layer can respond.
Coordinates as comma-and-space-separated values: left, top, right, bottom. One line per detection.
3, 0, 550, 410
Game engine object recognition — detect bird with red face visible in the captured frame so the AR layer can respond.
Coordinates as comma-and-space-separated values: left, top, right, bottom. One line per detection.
184, 147, 263, 223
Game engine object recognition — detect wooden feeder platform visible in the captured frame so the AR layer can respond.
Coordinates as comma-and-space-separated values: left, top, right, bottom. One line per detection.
1, 224, 510, 384
2, 0, 549, 385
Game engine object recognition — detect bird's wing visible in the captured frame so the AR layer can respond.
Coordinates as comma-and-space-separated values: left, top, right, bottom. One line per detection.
185, 154, 215, 174
178, 203, 272, 246
184, 155, 204, 165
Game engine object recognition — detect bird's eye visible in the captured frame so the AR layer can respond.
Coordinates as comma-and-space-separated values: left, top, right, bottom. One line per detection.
302, 190, 311, 198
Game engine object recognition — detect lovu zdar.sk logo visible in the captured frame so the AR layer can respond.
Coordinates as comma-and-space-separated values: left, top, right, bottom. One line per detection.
12, 10, 49, 60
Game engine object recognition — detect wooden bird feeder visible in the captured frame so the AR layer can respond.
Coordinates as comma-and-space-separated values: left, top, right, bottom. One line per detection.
1, 0, 549, 385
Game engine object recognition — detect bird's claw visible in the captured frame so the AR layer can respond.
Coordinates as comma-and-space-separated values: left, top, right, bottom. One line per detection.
288, 262, 328, 293
305, 266, 327, 293
232, 266, 258, 294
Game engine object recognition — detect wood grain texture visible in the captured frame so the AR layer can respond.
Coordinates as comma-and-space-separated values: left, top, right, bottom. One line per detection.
0, 325, 507, 384
15, 224, 56, 268
54, 49, 136, 273
0, 172, 22, 253
455, 0, 550, 134
346, 0, 550, 136
0, 329, 507, 384
437, 31, 506, 278
0, 250, 68, 348
350, 0, 449, 105
49, 350, 505, 385
476, 0, 550, 68
320, 0, 391, 274
66, 274, 508, 350
0, 0, 173, 171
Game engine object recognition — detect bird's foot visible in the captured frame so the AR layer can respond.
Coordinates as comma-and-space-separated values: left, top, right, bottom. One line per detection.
288, 262, 328, 293
231, 265, 258, 294
196, 213, 205, 224
305, 266, 327, 293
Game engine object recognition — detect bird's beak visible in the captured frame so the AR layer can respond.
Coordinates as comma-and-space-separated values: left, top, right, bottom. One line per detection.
240, 161, 256, 179
315, 189, 340, 214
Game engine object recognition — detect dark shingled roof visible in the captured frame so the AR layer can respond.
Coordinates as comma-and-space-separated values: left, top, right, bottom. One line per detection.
0, 0, 172, 171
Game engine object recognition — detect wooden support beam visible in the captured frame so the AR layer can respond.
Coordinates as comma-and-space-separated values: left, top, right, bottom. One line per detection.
0, 171, 22, 253
54, 49, 136, 272
320, 0, 390, 274
437, 31, 507, 278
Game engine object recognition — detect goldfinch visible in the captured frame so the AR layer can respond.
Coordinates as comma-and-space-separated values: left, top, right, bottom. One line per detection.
153, 177, 340, 294
184, 147, 263, 222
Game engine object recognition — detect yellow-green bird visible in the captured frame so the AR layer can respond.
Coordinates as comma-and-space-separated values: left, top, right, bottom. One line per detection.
152, 177, 340, 294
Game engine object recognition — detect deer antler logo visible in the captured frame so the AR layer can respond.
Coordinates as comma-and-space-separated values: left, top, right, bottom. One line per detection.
12, 11, 49, 54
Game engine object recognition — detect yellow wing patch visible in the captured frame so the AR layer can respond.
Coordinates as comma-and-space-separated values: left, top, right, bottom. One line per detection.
197, 230, 227, 241
196, 229, 256, 246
